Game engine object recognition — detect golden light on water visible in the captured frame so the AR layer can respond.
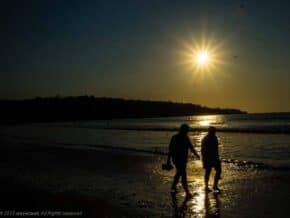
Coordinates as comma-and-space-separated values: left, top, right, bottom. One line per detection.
198, 115, 219, 127
199, 119, 211, 127
192, 185, 206, 214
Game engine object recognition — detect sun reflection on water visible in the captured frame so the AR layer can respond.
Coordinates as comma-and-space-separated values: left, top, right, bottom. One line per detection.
188, 114, 225, 129
191, 184, 206, 216
190, 131, 207, 149
187, 187, 221, 217
199, 120, 212, 127
198, 115, 219, 127
170, 176, 221, 217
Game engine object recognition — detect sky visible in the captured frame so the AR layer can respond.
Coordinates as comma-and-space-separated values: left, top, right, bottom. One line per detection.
1, 0, 290, 113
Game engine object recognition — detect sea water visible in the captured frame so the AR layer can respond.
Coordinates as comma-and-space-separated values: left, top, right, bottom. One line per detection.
1, 113, 290, 168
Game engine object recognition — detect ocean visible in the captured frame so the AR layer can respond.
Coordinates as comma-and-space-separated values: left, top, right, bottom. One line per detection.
2, 113, 290, 169
1, 113, 290, 217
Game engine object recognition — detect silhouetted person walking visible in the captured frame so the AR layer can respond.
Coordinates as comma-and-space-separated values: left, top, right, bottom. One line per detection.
201, 126, 221, 192
166, 124, 200, 197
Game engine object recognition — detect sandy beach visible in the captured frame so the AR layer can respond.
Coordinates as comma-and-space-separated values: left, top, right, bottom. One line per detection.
0, 137, 290, 218
2, 0, 290, 217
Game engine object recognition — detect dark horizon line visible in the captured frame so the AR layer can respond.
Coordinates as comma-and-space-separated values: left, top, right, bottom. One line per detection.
0, 95, 247, 124
0, 94, 246, 112
1, 95, 290, 114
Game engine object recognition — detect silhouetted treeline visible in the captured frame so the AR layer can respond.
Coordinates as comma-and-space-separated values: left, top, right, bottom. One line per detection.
0, 96, 246, 123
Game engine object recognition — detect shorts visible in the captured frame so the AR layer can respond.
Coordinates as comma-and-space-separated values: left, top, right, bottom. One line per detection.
203, 160, 221, 170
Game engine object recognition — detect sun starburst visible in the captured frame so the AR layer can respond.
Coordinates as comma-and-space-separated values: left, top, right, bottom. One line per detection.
179, 36, 225, 77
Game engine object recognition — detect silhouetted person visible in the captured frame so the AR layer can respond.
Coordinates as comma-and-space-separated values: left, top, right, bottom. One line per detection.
167, 124, 200, 197
201, 126, 221, 192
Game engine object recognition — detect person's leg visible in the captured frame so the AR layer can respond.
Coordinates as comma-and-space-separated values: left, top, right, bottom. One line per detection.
213, 163, 221, 190
204, 167, 211, 191
171, 169, 181, 192
180, 168, 189, 194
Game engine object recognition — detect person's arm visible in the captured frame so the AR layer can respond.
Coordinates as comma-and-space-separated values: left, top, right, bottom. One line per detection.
188, 137, 200, 159
215, 136, 220, 159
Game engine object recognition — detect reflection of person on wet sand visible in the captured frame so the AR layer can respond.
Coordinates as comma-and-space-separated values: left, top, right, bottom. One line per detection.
171, 192, 189, 217
205, 192, 221, 218
166, 124, 200, 197
171, 185, 221, 218
201, 126, 221, 192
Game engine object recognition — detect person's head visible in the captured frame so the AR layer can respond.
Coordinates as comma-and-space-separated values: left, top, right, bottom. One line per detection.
208, 126, 216, 135
179, 124, 190, 135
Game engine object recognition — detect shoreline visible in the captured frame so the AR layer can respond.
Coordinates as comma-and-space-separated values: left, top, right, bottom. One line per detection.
1, 143, 290, 217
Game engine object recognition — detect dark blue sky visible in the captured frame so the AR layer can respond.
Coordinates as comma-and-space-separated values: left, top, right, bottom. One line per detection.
1, 0, 290, 112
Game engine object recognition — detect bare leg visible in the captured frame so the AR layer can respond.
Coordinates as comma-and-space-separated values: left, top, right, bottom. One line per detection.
181, 170, 189, 194
171, 170, 181, 192
205, 167, 211, 191
213, 164, 221, 190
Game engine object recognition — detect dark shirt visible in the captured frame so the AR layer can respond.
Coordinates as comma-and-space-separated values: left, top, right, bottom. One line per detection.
201, 134, 220, 167
169, 133, 194, 166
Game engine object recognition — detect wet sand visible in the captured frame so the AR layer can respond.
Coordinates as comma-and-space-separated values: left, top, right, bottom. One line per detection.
0, 143, 290, 217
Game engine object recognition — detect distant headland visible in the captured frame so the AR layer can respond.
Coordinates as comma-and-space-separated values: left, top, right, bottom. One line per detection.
0, 96, 246, 123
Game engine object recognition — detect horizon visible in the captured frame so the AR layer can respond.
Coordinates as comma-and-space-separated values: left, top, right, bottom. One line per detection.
2, 94, 290, 114
2, 1, 290, 113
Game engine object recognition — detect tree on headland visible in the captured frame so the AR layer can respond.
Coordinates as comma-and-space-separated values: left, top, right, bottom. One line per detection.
0, 96, 246, 123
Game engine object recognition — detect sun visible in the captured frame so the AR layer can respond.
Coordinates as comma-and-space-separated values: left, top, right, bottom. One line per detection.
191, 47, 215, 72
179, 36, 225, 76
196, 51, 209, 65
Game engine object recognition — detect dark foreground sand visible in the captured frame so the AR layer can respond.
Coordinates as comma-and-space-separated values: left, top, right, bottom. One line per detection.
1, 141, 290, 217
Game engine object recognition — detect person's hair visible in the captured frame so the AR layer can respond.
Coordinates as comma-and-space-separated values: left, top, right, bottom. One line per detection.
208, 126, 216, 135
179, 124, 190, 134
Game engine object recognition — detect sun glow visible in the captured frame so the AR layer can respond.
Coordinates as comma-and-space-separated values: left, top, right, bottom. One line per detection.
179, 36, 225, 76
196, 51, 209, 65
